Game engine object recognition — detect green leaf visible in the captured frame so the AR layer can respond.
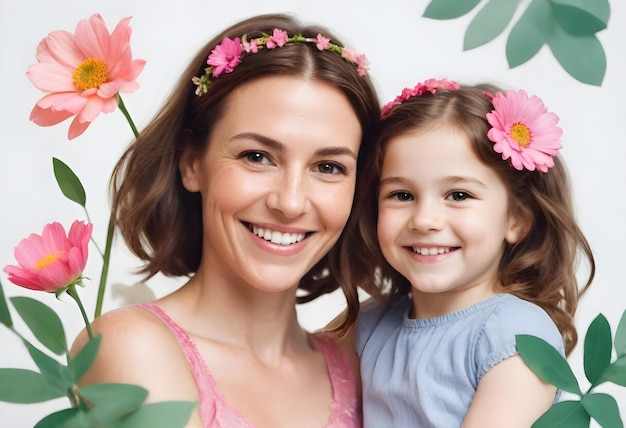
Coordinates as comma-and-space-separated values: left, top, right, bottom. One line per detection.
0, 368, 64, 403
516, 334, 582, 395
532, 400, 590, 428
53, 157, 86, 207
113, 401, 197, 428
70, 335, 101, 382
34, 407, 89, 428
423, 0, 482, 19
11, 296, 67, 355
547, 25, 606, 86
0, 279, 13, 327
615, 309, 626, 357
506, 0, 553, 67
581, 393, 624, 428
25, 342, 73, 395
78, 383, 148, 422
551, 0, 610, 35
464, 0, 519, 50
600, 356, 626, 387
584, 313, 612, 386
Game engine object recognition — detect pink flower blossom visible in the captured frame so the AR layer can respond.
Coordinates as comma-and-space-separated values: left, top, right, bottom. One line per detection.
486, 89, 562, 172
381, 78, 460, 118
315, 34, 331, 50
26, 14, 146, 140
3, 221, 93, 293
208, 37, 243, 77
243, 39, 259, 53
341, 47, 369, 77
266, 29, 288, 49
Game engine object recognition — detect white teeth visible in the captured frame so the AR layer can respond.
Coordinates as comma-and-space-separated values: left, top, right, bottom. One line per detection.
251, 224, 305, 245
412, 247, 451, 255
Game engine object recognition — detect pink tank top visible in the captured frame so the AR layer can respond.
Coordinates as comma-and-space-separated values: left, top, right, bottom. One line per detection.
138, 303, 361, 428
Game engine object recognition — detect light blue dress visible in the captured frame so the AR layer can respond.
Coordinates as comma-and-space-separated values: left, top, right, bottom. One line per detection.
356, 293, 564, 428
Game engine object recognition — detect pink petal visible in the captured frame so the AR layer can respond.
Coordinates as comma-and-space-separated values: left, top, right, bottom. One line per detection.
37, 30, 84, 69
68, 116, 91, 139
29, 105, 73, 127
26, 63, 75, 93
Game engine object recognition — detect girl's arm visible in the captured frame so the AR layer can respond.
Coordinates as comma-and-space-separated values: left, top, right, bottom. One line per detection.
462, 355, 556, 428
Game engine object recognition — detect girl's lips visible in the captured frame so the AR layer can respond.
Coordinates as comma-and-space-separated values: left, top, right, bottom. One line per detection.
410, 246, 454, 256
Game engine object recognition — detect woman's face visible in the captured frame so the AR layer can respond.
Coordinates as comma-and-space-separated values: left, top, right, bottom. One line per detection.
180, 76, 362, 294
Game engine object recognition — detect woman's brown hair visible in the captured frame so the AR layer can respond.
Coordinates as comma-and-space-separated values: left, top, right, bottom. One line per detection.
110, 14, 380, 330
340, 84, 594, 354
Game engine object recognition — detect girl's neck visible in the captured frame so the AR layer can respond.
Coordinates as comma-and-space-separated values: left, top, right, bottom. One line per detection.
410, 285, 498, 319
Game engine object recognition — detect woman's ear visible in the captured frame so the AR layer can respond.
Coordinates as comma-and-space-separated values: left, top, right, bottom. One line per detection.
179, 147, 202, 193
505, 206, 534, 245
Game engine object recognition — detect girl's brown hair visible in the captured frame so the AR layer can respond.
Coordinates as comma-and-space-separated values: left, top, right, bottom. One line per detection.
341, 84, 594, 354
110, 14, 380, 330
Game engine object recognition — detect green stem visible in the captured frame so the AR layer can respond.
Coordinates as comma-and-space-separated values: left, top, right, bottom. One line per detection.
94, 212, 114, 319
67, 286, 94, 340
117, 94, 139, 138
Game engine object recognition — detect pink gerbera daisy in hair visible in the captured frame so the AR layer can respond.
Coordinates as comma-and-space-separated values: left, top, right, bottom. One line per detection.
208, 37, 243, 77
486, 89, 562, 172
3, 221, 93, 294
26, 14, 146, 140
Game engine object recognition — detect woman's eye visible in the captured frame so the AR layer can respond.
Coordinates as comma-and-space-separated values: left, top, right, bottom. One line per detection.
448, 191, 470, 201
317, 162, 346, 175
391, 192, 414, 202
243, 151, 271, 164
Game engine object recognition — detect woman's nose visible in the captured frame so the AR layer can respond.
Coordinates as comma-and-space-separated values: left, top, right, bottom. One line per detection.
266, 170, 310, 219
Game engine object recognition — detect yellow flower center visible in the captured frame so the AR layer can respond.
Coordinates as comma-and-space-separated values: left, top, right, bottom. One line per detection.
34, 251, 64, 270
510, 123, 531, 147
72, 58, 109, 91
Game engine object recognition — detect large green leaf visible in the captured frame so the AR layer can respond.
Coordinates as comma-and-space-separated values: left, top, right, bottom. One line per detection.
581, 393, 624, 428
583, 313, 612, 386
506, 0, 552, 68
547, 25, 606, 85
52, 157, 86, 207
532, 401, 590, 428
78, 383, 147, 422
0, 279, 13, 327
34, 407, 89, 428
423, 0, 482, 19
464, 0, 519, 50
516, 334, 582, 395
551, 0, 610, 35
600, 356, 626, 387
25, 342, 73, 395
11, 296, 67, 355
114, 401, 197, 428
614, 309, 626, 357
70, 334, 102, 382
0, 368, 64, 403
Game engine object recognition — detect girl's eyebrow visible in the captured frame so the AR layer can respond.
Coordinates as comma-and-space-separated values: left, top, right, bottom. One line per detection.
231, 132, 357, 159
379, 175, 487, 188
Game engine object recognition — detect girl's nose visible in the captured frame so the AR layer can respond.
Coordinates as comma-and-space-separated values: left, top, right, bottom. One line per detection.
408, 200, 444, 232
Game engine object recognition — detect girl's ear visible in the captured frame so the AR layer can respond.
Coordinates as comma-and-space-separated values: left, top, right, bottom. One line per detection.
505, 207, 534, 245
179, 147, 202, 193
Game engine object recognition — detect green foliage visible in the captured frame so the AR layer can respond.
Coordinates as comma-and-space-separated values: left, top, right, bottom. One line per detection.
423, 0, 610, 85
0, 279, 13, 327
11, 296, 67, 355
52, 157, 86, 207
518, 310, 626, 427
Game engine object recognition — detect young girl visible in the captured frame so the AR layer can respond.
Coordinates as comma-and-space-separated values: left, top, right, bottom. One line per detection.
342, 79, 595, 427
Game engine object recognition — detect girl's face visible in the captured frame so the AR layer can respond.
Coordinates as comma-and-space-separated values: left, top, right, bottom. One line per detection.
377, 125, 525, 318
180, 76, 362, 294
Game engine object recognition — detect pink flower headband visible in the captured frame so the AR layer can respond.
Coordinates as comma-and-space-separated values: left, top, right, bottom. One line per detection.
381, 78, 562, 173
192, 28, 369, 96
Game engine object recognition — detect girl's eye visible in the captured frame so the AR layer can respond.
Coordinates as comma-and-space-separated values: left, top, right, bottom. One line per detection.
447, 191, 470, 201
316, 162, 346, 175
242, 151, 271, 164
391, 191, 414, 202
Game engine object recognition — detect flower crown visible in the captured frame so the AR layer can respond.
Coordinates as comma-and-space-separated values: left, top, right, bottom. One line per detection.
381, 78, 562, 173
192, 28, 369, 96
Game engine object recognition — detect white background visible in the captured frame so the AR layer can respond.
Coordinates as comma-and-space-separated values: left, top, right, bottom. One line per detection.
1, 0, 624, 426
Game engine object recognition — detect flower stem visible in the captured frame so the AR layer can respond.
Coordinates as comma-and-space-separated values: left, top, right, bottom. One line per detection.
67, 286, 94, 340
117, 94, 139, 138
94, 212, 114, 319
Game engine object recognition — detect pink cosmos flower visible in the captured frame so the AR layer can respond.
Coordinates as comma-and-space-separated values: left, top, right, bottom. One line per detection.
341, 47, 369, 77
266, 29, 288, 49
315, 34, 331, 50
26, 14, 146, 140
208, 37, 243, 78
243, 39, 259, 54
3, 221, 93, 293
381, 78, 460, 118
486, 89, 562, 172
